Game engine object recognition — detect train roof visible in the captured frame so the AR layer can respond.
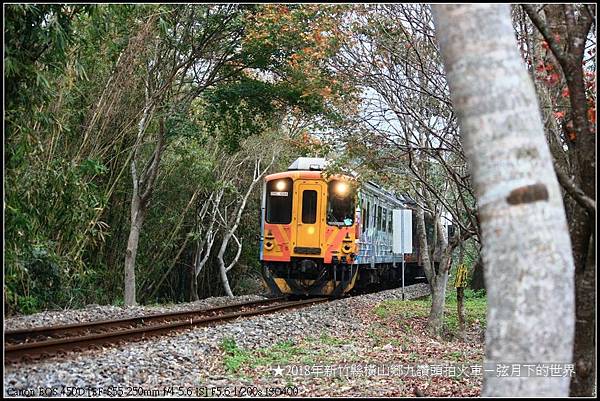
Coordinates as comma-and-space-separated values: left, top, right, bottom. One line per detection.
361, 180, 407, 206
267, 157, 412, 207
287, 157, 327, 171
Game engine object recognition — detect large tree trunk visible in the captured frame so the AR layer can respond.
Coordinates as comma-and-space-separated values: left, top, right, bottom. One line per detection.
427, 269, 449, 336
469, 255, 484, 290
416, 201, 456, 336
433, 4, 576, 397
571, 232, 596, 396
522, 5, 596, 395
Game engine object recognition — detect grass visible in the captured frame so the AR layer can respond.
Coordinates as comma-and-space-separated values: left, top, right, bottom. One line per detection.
372, 288, 487, 339
445, 350, 464, 362
367, 322, 389, 346
220, 337, 252, 374
319, 333, 351, 346
219, 290, 487, 375
373, 297, 431, 320
253, 339, 307, 366
444, 289, 487, 334
220, 334, 350, 375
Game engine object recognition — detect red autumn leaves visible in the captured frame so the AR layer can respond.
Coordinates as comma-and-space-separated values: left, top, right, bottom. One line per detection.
533, 34, 596, 141
535, 61, 561, 87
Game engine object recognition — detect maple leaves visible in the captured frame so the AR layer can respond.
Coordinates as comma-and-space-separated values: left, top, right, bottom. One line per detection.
531, 35, 596, 138
535, 60, 561, 87
553, 111, 565, 119
584, 70, 596, 128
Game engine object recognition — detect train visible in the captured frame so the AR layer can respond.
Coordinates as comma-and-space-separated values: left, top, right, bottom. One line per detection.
259, 157, 431, 297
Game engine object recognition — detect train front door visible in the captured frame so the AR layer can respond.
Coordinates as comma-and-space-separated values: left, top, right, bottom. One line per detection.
295, 183, 321, 252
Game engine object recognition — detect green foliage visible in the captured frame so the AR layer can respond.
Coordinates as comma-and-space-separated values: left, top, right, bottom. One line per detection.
17, 296, 41, 315
5, 157, 111, 313
5, 4, 355, 314
5, 5, 85, 108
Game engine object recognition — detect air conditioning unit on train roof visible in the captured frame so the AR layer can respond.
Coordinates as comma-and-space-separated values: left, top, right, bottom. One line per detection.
288, 157, 328, 171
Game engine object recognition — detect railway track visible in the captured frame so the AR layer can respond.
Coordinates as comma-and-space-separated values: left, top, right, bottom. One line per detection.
5, 297, 328, 364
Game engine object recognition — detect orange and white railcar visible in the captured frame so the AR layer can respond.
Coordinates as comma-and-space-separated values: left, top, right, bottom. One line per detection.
260, 157, 428, 297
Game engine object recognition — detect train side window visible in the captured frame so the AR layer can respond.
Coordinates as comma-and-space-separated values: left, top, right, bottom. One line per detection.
302, 190, 317, 224
364, 200, 370, 232
388, 209, 393, 232
361, 206, 366, 233
382, 207, 387, 233
377, 205, 382, 231
266, 178, 293, 224
373, 202, 377, 230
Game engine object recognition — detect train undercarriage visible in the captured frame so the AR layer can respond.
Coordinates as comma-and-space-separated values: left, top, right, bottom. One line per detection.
261, 259, 428, 297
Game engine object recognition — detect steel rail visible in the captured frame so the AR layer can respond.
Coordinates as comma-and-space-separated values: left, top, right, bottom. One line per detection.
5, 297, 328, 363
5, 297, 286, 342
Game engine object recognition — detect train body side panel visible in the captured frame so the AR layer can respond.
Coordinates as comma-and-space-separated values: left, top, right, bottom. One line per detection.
354, 184, 405, 266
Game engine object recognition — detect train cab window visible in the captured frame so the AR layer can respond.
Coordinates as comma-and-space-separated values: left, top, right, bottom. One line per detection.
266, 178, 293, 224
302, 190, 317, 224
327, 180, 355, 226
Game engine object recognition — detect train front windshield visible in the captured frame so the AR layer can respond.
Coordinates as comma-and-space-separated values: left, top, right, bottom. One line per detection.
266, 178, 293, 224
327, 180, 355, 226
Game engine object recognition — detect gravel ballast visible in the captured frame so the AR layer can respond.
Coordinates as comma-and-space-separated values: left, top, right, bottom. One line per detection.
4, 294, 268, 331
4, 284, 433, 397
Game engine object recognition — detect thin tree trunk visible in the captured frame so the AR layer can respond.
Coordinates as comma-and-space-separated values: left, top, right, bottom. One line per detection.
418, 195, 456, 336
456, 243, 467, 339
124, 116, 165, 306
433, 4, 576, 396
190, 263, 198, 302
218, 250, 235, 297
457, 287, 465, 337
217, 157, 273, 297
415, 203, 433, 283
124, 212, 143, 306
191, 188, 224, 299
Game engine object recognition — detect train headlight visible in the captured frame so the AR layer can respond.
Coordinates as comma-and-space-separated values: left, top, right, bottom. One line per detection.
335, 182, 349, 196
275, 180, 287, 191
